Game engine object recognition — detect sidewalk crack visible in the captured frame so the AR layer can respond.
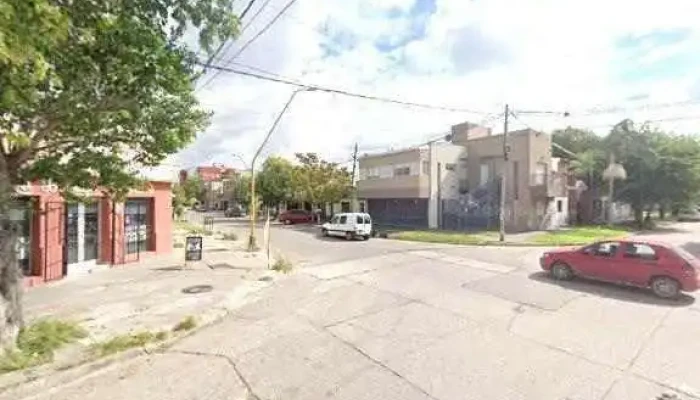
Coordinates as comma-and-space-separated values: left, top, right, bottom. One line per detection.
167, 349, 259, 400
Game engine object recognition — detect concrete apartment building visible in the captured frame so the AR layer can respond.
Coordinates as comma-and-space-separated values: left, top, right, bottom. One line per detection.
358, 121, 570, 231
358, 141, 467, 228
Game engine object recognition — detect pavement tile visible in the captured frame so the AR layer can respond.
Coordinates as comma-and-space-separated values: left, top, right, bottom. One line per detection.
235, 325, 374, 400
328, 364, 432, 400
328, 302, 474, 363
463, 272, 581, 310
9, 353, 249, 400
302, 252, 416, 280
295, 282, 407, 326
422, 287, 521, 329
631, 309, 700, 398
385, 325, 620, 400
511, 295, 668, 369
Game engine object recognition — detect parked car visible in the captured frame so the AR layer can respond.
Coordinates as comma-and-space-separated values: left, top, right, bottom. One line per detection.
224, 205, 243, 218
321, 212, 372, 241
278, 209, 313, 225
540, 240, 700, 298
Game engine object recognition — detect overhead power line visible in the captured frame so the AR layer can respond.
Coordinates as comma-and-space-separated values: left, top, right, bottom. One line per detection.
197, 61, 489, 115
198, 0, 300, 91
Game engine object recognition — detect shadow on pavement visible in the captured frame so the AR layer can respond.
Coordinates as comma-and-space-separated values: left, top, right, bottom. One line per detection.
529, 271, 696, 307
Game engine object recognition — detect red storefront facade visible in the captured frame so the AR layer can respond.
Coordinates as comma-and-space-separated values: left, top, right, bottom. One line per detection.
11, 181, 173, 287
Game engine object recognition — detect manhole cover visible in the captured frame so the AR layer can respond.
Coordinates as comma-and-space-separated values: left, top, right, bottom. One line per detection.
182, 285, 213, 294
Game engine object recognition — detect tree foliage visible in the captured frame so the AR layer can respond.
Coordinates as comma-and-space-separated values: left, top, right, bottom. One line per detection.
0, 0, 239, 348
255, 154, 351, 208
554, 120, 700, 224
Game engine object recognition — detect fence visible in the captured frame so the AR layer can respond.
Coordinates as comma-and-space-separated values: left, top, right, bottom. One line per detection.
440, 179, 500, 231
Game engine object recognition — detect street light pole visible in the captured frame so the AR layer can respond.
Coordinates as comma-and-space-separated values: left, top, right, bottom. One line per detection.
247, 87, 316, 251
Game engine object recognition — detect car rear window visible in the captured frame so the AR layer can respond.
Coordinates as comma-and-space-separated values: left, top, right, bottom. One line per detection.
364, 215, 371, 224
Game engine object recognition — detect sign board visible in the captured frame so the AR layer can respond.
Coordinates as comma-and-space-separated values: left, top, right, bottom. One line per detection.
185, 236, 203, 261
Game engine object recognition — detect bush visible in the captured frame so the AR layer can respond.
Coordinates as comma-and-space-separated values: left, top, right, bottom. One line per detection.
173, 316, 197, 332
271, 257, 293, 274
0, 319, 86, 373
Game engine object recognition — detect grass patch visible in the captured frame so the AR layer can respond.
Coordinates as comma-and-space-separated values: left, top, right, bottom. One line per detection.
172, 316, 197, 332
529, 226, 630, 246
0, 319, 86, 373
91, 330, 168, 358
393, 230, 499, 245
271, 257, 293, 274
221, 232, 237, 241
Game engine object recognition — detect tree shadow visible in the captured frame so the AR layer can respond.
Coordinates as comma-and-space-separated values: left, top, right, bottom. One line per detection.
529, 271, 695, 307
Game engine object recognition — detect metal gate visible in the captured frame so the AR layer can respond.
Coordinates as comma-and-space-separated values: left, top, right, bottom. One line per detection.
367, 198, 429, 229
441, 179, 500, 231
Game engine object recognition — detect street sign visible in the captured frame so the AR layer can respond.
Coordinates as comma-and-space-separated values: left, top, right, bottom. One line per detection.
185, 236, 203, 261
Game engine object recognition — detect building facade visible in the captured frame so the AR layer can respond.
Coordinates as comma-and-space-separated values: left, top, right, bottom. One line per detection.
357, 122, 571, 232
357, 142, 467, 228
451, 127, 569, 232
180, 164, 238, 210
10, 180, 173, 287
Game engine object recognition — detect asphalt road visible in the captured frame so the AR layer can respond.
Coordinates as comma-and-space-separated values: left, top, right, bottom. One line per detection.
25, 213, 700, 400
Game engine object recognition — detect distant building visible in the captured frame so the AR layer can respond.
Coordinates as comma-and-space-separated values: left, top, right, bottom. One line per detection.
179, 163, 239, 210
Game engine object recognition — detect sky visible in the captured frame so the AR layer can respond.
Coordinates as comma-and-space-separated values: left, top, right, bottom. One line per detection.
173, 0, 700, 171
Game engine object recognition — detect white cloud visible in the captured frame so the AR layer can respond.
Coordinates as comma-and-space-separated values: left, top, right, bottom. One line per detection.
176, 0, 700, 169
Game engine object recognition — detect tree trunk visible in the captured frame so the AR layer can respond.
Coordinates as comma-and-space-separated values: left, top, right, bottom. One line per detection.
659, 206, 666, 220
0, 155, 23, 350
633, 207, 644, 228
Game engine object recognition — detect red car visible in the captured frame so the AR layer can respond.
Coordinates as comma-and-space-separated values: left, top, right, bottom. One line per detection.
278, 209, 313, 225
540, 240, 700, 298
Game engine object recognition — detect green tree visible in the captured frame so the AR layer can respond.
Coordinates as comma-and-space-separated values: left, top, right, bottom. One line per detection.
227, 174, 251, 207
257, 157, 294, 206
552, 127, 602, 158
292, 153, 351, 209
0, 0, 239, 348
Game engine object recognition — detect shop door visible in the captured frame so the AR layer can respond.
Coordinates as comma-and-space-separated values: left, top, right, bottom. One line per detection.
124, 199, 152, 260
64, 203, 99, 276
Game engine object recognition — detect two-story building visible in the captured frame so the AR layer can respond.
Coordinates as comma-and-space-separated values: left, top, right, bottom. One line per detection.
357, 121, 571, 232
357, 141, 467, 228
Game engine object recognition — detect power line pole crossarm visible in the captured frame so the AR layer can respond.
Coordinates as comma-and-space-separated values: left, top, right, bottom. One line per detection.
499, 104, 509, 242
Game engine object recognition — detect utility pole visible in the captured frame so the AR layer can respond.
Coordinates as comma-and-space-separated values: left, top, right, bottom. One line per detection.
499, 104, 509, 242
351, 142, 358, 212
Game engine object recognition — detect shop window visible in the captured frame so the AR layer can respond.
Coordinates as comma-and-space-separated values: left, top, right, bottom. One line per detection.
125, 199, 152, 255
8, 200, 32, 275
84, 203, 99, 261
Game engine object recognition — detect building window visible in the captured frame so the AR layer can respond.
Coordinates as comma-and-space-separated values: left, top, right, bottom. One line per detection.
9, 200, 32, 276
557, 199, 563, 213
341, 201, 350, 212
480, 164, 489, 185
359, 202, 366, 212
445, 163, 456, 171
125, 200, 151, 255
394, 166, 411, 176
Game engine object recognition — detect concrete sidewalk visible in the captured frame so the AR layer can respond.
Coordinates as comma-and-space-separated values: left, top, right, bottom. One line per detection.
1, 231, 280, 393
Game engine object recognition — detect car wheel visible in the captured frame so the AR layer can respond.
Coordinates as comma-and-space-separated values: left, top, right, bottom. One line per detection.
651, 276, 680, 299
322, 228, 328, 237
283, 219, 291, 225
363, 235, 370, 241
550, 262, 574, 281
345, 232, 354, 241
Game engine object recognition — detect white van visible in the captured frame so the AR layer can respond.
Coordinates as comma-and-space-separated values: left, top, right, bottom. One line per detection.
321, 213, 372, 240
